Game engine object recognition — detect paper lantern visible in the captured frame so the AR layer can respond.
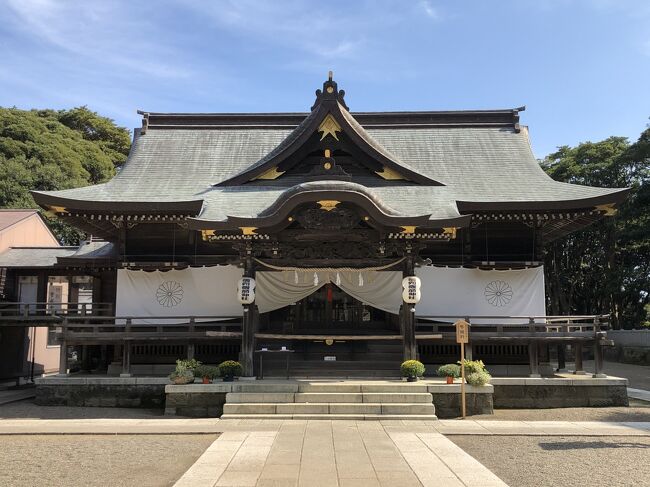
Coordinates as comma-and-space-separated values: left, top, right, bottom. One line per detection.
402, 276, 421, 304
237, 277, 256, 304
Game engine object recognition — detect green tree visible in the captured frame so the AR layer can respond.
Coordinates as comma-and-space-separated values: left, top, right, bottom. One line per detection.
542, 128, 650, 329
0, 107, 130, 244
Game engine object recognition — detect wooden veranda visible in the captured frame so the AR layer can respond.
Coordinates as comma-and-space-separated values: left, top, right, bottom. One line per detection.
0, 302, 611, 378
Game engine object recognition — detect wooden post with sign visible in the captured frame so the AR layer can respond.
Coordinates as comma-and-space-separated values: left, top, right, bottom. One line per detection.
455, 319, 470, 418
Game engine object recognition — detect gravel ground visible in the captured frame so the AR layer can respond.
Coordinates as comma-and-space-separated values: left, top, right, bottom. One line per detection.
0, 434, 217, 487
470, 403, 650, 422
0, 399, 164, 419
450, 435, 650, 487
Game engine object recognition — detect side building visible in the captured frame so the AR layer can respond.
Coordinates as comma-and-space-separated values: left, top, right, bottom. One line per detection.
0, 210, 71, 379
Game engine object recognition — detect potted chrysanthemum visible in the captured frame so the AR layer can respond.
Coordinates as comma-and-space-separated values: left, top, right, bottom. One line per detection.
400, 360, 426, 382
437, 364, 461, 384
217, 360, 243, 382
195, 365, 220, 384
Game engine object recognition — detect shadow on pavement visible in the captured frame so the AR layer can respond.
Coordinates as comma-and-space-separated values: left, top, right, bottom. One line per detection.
540, 440, 650, 450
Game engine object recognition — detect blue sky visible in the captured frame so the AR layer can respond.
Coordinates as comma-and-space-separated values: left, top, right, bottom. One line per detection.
1, 0, 648, 158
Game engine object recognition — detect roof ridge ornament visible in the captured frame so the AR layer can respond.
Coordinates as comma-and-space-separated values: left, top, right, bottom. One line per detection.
311, 71, 349, 111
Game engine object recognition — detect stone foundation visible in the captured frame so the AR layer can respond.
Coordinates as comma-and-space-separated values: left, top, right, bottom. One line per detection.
35, 376, 629, 416
491, 376, 629, 408
428, 384, 494, 418
34, 377, 168, 408
165, 384, 230, 417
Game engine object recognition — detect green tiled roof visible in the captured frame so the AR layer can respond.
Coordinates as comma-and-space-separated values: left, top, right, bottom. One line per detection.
33, 112, 627, 223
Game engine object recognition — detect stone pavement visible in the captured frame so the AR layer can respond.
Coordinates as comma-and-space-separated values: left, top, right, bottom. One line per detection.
627, 387, 650, 403
1, 418, 650, 435
2, 418, 649, 487
174, 421, 507, 487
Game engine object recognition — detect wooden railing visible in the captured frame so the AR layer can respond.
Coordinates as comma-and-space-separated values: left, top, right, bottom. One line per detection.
415, 315, 608, 337
55, 315, 243, 342
415, 314, 610, 377
1, 306, 611, 377
0, 302, 114, 318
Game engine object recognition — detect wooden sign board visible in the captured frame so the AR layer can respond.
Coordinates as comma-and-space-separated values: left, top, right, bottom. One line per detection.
455, 319, 470, 344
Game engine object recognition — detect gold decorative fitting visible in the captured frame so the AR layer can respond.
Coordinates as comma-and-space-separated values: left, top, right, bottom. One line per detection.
442, 227, 458, 239
324, 149, 331, 157
49, 206, 68, 214
288, 216, 294, 222
400, 226, 417, 234
201, 229, 215, 241
595, 203, 617, 216
375, 167, 406, 180
364, 216, 370, 221
317, 200, 340, 211
325, 338, 334, 346
318, 114, 342, 141
253, 166, 285, 180
323, 162, 332, 170
240, 227, 258, 235
326, 86, 334, 93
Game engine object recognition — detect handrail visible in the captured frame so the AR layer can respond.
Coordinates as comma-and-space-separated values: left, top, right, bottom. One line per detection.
71, 315, 242, 320
58, 322, 243, 328
415, 314, 608, 320
0, 302, 114, 317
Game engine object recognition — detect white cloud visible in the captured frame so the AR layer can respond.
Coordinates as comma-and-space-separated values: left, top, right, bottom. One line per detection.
419, 0, 440, 20
4, 0, 194, 80
177, 0, 372, 60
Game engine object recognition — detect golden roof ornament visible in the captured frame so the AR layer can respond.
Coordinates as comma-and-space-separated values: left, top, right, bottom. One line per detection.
318, 114, 342, 141
311, 71, 349, 111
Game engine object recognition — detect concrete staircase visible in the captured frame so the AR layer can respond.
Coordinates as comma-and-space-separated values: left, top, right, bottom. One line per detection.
221, 382, 437, 420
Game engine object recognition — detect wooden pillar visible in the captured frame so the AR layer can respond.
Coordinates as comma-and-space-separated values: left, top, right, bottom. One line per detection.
573, 342, 586, 375
593, 316, 606, 378
58, 340, 68, 375
58, 318, 68, 375
465, 342, 473, 361
187, 317, 195, 361
120, 344, 131, 377
556, 344, 566, 371
36, 271, 48, 312
120, 318, 132, 377
528, 341, 540, 378
593, 340, 606, 378
536, 343, 551, 376
240, 251, 258, 377
401, 256, 417, 361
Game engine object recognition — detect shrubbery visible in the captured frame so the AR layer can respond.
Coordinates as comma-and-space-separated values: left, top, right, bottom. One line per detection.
437, 364, 461, 379
458, 359, 492, 386
400, 360, 425, 379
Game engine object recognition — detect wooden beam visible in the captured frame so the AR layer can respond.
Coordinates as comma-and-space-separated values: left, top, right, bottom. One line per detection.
255, 334, 404, 341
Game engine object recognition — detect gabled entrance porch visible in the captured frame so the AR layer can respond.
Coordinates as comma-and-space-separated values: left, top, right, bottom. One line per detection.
255, 283, 405, 378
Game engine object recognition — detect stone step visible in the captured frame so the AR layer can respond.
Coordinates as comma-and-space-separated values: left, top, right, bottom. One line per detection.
295, 392, 433, 403
297, 383, 430, 393
220, 413, 438, 420
226, 390, 432, 403
223, 402, 436, 415
225, 391, 433, 403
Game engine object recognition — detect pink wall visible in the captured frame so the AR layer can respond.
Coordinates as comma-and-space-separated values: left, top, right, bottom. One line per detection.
25, 326, 61, 374
0, 213, 59, 252
1, 212, 62, 376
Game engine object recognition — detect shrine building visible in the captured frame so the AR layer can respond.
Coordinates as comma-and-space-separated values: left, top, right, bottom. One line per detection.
1, 74, 628, 381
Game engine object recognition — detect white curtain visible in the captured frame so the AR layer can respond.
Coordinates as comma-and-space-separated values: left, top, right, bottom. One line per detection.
415, 266, 546, 323
115, 265, 545, 324
255, 270, 403, 314
116, 266, 243, 324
